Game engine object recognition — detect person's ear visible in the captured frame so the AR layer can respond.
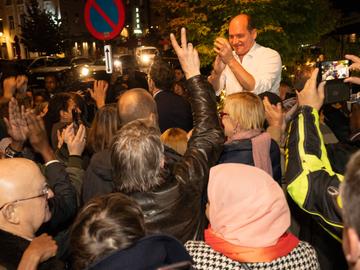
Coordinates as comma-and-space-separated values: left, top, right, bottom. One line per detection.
251, 29, 257, 40
2, 204, 20, 224
160, 156, 165, 169
149, 112, 158, 127
343, 227, 360, 264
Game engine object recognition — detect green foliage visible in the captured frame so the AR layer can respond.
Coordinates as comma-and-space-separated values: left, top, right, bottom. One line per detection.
155, 0, 340, 68
21, 0, 67, 55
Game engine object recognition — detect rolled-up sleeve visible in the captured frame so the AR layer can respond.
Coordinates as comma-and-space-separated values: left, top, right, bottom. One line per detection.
253, 49, 282, 95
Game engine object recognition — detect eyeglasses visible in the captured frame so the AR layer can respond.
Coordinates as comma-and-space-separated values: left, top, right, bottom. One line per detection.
0, 184, 50, 211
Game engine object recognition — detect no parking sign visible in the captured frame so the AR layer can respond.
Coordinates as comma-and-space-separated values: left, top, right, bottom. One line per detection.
84, 0, 125, 40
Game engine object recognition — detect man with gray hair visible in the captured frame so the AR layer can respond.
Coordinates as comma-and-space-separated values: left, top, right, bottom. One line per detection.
84, 28, 224, 243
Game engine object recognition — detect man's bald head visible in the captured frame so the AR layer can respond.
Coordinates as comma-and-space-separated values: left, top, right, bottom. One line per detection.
0, 158, 51, 238
0, 158, 44, 205
117, 88, 159, 127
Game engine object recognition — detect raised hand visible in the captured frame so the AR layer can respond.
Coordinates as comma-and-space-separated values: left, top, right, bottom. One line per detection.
16, 75, 28, 93
170, 28, 200, 80
2, 77, 17, 100
89, 80, 108, 108
3, 98, 29, 144
26, 112, 55, 162
214, 37, 234, 65
63, 123, 86, 156
263, 96, 284, 129
344, 54, 360, 85
297, 68, 325, 111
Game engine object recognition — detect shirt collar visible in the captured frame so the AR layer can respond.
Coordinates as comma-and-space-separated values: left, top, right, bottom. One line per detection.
233, 42, 258, 60
153, 89, 163, 98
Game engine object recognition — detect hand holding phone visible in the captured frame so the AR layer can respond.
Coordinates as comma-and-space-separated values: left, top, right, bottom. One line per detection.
72, 109, 81, 134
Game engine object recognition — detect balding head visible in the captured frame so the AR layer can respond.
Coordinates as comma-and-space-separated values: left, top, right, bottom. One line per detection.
0, 158, 52, 238
229, 14, 254, 32
117, 88, 158, 127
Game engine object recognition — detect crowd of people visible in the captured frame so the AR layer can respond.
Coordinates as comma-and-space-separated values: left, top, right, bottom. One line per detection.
0, 12, 360, 270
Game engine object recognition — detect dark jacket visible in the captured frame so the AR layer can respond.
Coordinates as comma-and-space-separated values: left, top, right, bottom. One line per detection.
82, 75, 224, 243
88, 234, 192, 270
82, 146, 181, 204
154, 90, 193, 133
40, 161, 78, 235
218, 138, 282, 184
285, 106, 346, 269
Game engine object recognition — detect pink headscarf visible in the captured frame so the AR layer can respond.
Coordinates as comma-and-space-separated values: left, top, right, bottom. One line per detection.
208, 163, 290, 248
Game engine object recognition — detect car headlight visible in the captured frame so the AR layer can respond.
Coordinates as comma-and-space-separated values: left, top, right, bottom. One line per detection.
140, 54, 150, 64
114, 59, 121, 68
80, 66, 90, 77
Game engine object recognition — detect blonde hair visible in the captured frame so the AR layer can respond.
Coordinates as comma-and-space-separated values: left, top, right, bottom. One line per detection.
224, 92, 265, 130
160, 128, 188, 156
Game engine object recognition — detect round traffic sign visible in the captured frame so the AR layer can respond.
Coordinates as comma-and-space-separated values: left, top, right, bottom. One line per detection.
84, 0, 125, 40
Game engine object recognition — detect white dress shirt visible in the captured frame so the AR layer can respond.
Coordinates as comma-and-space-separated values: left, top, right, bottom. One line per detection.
217, 42, 282, 96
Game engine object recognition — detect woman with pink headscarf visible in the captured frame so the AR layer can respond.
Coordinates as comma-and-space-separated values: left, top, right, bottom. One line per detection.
185, 163, 319, 269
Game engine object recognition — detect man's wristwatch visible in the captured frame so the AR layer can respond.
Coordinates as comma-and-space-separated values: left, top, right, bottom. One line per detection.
5, 145, 23, 158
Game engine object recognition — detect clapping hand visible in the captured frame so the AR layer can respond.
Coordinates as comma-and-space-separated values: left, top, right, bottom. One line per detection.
170, 28, 200, 80
26, 112, 55, 162
214, 37, 234, 65
63, 123, 87, 156
3, 98, 29, 144
263, 96, 284, 130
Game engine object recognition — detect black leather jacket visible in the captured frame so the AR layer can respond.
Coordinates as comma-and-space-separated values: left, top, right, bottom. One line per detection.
129, 75, 224, 243
82, 75, 224, 243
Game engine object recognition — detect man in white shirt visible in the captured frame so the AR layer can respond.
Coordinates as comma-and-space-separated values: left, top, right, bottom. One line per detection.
209, 14, 282, 96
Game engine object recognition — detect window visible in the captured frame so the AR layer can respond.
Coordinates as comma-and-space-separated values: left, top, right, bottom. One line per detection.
9, 16, 15, 30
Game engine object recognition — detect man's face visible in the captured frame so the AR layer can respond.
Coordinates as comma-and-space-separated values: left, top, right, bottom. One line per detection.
44, 76, 57, 92
14, 165, 53, 234
228, 16, 257, 57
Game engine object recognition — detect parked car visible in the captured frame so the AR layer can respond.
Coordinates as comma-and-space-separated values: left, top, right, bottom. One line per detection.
28, 57, 92, 89
74, 54, 137, 82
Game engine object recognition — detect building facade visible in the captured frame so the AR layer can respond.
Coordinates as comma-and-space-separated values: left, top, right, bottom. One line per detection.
0, 0, 61, 59
0, 0, 154, 60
